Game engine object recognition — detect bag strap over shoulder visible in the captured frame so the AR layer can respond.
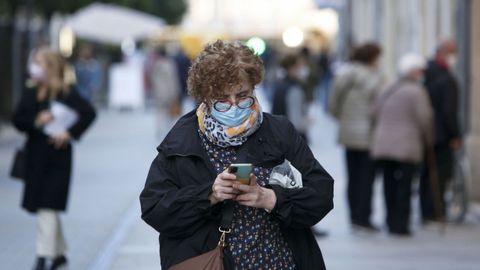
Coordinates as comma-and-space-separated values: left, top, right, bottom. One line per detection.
377, 81, 403, 112
220, 201, 234, 230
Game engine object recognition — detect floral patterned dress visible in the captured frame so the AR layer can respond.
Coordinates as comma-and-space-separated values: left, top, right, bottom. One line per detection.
200, 131, 296, 270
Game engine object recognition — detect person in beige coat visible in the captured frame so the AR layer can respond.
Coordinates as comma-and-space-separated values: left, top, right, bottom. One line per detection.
151, 47, 182, 139
329, 43, 383, 231
371, 53, 434, 236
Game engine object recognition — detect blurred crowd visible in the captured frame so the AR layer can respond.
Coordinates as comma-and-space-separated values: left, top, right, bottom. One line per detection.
10, 35, 463, 269
328, 39, 461, 236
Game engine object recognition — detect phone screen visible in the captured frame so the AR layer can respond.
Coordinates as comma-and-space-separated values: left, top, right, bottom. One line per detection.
229, 163, 253, 185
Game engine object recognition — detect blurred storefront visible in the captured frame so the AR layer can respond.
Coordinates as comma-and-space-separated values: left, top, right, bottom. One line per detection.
182, 0, 334, 38
181, 0, 339, 51
470, 0, 480, 201
0, 8, 48, 125
340, 0, 480, 201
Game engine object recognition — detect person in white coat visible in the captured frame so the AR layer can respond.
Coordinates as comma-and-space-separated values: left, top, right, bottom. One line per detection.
151, 47, 182, 139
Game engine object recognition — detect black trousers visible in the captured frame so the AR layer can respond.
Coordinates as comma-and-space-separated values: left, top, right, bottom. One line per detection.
378, 160, 417, 233
345, 149, 375, 225
420, 145, 454, 221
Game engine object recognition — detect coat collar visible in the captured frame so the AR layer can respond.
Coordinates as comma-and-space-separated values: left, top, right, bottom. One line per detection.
157, 109, 204, 158
158, 109, 283, 165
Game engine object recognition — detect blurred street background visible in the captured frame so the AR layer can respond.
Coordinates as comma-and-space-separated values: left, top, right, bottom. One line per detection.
1, 0, 480, 269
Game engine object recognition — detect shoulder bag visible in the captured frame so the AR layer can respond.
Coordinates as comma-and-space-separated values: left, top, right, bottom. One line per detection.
10, 148, 26, 180
169, 202, 234, 270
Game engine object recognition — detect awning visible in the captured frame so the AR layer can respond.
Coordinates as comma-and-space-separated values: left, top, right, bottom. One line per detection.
66, 3, 165, 44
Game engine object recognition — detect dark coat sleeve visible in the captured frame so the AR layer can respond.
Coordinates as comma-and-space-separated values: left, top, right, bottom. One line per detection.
140, 152, 220, 238
269, 119, 334, 228
63, 89, 96, 140
441, 78, 461, 139
12, 90, 42, 135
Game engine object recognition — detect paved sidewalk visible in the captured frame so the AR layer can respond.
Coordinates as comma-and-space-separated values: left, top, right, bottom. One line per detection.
0, 110, 158, 270
108, 105, 480, 270
310, 106, 480, 270
1, 105, 480, 270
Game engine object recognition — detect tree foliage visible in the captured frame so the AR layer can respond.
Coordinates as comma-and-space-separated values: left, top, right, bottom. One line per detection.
0, 0, 187, 25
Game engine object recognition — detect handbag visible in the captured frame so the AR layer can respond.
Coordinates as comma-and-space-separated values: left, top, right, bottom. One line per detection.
169, 202, 234, 270
10, 148, 26, 180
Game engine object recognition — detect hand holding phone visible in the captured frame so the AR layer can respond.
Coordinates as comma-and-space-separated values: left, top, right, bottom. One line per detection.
229, 163, 253, 185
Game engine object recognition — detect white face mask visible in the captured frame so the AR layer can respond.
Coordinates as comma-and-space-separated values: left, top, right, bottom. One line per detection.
296, 66, 310, 80
446, 54, 457, 69
28, 63, 46, 81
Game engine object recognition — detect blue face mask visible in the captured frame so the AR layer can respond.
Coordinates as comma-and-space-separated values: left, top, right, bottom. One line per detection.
211, 105, 253, 127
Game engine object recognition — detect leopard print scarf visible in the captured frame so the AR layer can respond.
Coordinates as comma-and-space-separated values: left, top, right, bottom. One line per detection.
196, 100, 263, 148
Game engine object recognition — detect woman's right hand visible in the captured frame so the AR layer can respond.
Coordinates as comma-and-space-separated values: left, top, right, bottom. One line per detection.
35, 110, 54, 128
209, 169, 239, 205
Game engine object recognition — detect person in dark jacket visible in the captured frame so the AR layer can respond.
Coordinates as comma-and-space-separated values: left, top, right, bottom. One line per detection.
140, 40, 334, 270
271, 52, 310, 142
420, 39, 462, 223
13, 47, 96, 270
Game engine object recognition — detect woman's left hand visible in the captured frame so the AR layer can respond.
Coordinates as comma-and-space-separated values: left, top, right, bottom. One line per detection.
49, 131, 72, 149
233, 174, 277, 211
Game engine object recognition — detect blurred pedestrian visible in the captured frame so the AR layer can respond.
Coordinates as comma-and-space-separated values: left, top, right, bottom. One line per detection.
172, 44, 191, 101
143, 45, 160, 104
271, 52, 329, 236
317, 48, 334, 110
328, 42, 383, 231
150, 46, 181, 139
300, 47, 320, 103
140, 40, 334, 270
271, 52, 310, 142
12, 47, 96, 270
420, 39, 462, 223
74, 43, 102, 103
371, 54, 434, 236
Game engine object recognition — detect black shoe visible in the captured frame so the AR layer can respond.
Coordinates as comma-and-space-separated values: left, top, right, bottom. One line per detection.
312, 228, 329, 238
389, 229, 412, 237
50, 255, 67, 270
352, 221, 380, 233
34, 257, 47, 270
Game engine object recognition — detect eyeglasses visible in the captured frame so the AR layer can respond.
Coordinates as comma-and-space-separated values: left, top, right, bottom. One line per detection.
213, 96, 255, 112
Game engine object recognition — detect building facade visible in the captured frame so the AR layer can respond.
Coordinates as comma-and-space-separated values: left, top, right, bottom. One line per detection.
339, 0, 479, 201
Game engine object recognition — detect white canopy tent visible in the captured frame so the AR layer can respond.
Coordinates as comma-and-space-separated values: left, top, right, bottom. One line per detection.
65, 3, 165, 44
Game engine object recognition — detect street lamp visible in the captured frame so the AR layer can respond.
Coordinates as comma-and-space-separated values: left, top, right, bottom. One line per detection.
59, 26, 75, 57
283, 27, 304, 48
246, 37, 266, 55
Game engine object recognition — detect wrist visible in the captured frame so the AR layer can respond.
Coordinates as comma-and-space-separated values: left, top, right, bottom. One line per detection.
208, 192, 219, 205
262, 188, 276, 211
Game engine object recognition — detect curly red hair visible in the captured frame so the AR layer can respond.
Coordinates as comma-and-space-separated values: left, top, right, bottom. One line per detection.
187, 40, 264, 104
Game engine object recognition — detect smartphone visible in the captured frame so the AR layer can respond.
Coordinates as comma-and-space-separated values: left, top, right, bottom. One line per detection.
228, 163, 253, 185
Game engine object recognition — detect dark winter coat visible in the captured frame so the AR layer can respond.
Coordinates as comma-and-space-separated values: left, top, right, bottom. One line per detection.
12, 86, 96, 213
140, 110, 334, 270
271, 76, 298, 116
424, 59, 461, 146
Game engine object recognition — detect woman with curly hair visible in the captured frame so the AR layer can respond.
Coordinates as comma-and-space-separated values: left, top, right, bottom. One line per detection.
140, 40, 334, 270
